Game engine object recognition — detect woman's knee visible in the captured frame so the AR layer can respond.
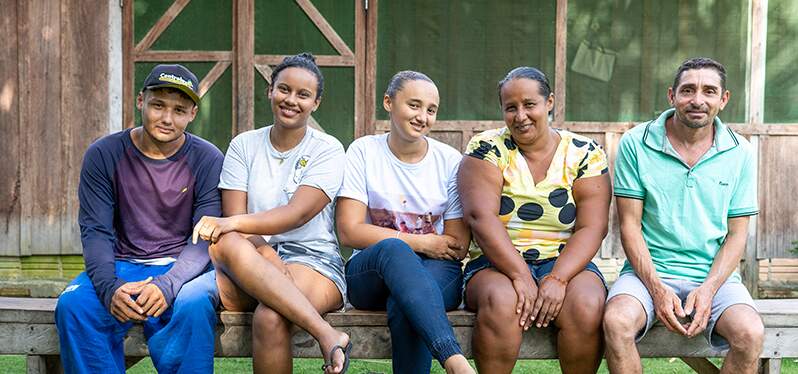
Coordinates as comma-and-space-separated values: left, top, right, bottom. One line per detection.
471, 282, 518, 327
209, 233, 236, 263
252, 304, 290, 340
560, 288, 605, 332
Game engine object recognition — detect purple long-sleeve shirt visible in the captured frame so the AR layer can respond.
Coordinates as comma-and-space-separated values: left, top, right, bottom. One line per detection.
78, 128, 223, 310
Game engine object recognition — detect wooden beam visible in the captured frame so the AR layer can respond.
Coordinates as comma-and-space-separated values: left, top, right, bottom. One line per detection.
742, 135, 760, 297
638, 1, 656, 119
253, 64, 272, 84
353, 0, 366, 139
743, 0, 767, 298
553, 0, 567, 124
295, 0, 354, 57
18, 0, 63, 256
253, 54, 354, 67
133, 50, 233, 62
122, 0, 134, 129
197, 61, 231, 98
233, 0, 254, 134
0, 0, 21, 257
680, 357, 720, 374
61, 0, 111, 255
760, 358, 782, 374
133, 0, 190, 53
364, 0, 378, 136
378, 119, 798, 137
747, 0, 768, 124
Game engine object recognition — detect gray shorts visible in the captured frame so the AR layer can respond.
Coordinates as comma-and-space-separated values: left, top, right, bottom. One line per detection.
277, 242, 347, 307
607, 273, 758, 350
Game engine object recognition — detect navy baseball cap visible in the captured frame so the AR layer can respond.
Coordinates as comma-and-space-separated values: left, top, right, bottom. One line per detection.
141, 64, 201, 105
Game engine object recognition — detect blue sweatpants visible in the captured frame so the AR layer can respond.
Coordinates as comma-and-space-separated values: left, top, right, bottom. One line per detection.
55, 261, 219, 374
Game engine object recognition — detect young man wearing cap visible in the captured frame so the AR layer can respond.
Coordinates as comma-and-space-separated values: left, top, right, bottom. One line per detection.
55, 64, 224, 373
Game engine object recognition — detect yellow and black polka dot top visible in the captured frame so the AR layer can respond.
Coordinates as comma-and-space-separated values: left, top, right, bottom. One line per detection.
465, 127, 608, 261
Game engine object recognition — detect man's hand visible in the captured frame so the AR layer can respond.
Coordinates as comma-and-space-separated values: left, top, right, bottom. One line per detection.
110, 277, 152, 322
683, 285, 714, 337
413, 234, 463, 260
531, 275, 567, 328
512, 275, 539, 331
136, 283, 169, 318
652, 285, 688, 335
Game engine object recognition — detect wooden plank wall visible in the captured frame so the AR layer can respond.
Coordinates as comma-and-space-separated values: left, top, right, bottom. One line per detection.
0, 0, 21, 257
1, 0, 109, 256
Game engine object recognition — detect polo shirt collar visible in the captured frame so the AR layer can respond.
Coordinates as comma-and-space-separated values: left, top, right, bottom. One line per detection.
642, 108, 739, 153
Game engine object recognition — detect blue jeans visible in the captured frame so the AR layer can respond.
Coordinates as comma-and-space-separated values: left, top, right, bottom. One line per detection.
346, 238, 464, 373
55, 261, 219, 374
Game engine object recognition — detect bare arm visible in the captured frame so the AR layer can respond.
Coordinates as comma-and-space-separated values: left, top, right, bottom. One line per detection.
549, 173, 611, 281
458, 156, 529, 279
336, 197, 467, 260
617, 196, 687, 335
459, 156, 537, 329
530, 173, 611, 327
193, 185, 330, 244
704, 216, 750, 291
683, 215, 751, 337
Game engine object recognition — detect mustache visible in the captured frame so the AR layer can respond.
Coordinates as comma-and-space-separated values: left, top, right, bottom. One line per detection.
686, 104, 707, 112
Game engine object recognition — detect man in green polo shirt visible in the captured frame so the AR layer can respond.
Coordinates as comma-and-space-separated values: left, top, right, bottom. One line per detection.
603, 57, 763, 373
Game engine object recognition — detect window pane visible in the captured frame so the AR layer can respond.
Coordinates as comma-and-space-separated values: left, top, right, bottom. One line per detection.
135, 0, 232, 51
377, 1, 556, 121
566, 0, 748, 123
765, 0, 798, 123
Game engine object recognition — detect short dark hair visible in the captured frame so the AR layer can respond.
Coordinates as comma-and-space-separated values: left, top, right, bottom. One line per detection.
270, 52, 324, 98
497, 66, 552, 104
385, 70, 435, 99
672, 57, 727, 91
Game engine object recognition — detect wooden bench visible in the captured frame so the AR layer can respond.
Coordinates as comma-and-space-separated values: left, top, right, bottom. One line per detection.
1, 297, 795, 374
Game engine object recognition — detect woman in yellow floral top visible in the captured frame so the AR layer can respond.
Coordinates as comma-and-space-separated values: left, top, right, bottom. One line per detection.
458, 67, 611, 373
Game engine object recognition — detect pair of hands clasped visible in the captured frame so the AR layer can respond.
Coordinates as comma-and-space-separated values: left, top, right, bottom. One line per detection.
110, 277, 168, 323
512, 274, 567, 331
652, 284, 714, 338
412, 233, 466, 261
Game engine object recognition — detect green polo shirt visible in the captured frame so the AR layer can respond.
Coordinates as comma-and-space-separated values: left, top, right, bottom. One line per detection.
614, 109, 758, 283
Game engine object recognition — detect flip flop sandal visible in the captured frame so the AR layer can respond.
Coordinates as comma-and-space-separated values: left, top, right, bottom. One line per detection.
321, 341, 353, 374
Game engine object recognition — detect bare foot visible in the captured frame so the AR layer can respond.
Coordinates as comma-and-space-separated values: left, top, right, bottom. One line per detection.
444, 354, 476, 374
319, 330, 351, 374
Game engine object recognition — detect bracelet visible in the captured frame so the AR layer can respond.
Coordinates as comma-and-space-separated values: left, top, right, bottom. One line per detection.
394, 231, 401, 240
543, 273, 568, 287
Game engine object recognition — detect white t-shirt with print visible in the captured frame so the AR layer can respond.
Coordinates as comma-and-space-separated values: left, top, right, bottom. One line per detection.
219, 126, 345, 254
338, 133, 463, 254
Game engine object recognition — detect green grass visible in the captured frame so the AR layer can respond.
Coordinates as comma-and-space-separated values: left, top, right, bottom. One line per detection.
2, 356, 798, 373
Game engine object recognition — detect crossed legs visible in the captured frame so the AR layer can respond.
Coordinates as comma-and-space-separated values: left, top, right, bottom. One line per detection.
210, 232, 347, 374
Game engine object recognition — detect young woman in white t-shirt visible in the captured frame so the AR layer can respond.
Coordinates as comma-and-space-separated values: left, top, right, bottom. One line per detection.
336, 71, 475, 374
192, 53, 351, 374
